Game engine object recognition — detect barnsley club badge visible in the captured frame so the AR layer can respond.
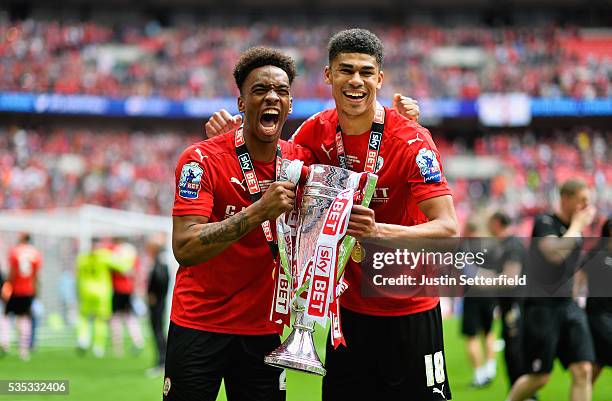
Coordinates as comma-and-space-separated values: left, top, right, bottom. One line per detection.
178, 162, 203, 199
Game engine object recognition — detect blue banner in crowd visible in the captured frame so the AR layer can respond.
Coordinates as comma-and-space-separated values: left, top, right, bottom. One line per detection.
0, 92, 610, 119
531, 98, 612, 116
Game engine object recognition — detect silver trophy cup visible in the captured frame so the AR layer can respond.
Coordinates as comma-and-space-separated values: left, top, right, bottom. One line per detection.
265, 164, 377, 376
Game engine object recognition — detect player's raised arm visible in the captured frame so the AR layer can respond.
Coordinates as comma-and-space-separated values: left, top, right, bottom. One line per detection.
172, 181, 296, 266
204, 109, 242, 138
536, 205, 596, 265
534, 180, 595, 265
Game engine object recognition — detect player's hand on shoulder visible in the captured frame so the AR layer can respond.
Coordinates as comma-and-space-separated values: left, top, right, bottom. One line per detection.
347, 205, 377, 239
393, 93, 420, 122
256, 181, 296, 220
204, 109, 242, 138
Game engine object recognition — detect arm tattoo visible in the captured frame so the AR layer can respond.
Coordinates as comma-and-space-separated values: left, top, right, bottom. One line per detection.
198, 211, 251, 246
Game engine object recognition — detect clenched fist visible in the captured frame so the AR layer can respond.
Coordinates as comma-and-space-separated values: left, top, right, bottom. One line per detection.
393, 93, 420, 122
205, 109, 242, 138
254, 181, 296, 221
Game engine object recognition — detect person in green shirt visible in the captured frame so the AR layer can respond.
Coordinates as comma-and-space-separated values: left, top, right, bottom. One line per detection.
76, 239, 131, 357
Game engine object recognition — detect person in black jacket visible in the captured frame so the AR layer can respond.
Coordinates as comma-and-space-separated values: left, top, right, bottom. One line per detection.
146, 235, 170, 376
506, 179, 596, 401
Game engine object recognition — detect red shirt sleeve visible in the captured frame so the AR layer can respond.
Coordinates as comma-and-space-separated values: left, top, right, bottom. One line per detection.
172, 144, 215, 217
290, 112, 319, 151
405, 130, 452, 204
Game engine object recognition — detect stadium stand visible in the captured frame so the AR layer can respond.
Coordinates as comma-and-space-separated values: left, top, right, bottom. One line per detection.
1, 20, 610, 100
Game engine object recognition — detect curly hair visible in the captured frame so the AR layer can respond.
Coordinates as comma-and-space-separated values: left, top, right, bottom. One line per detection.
328, 28, 384, 67
233, 47, 297, 93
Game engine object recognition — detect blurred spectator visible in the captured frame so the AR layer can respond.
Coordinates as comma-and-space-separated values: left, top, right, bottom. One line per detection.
460, 220, 497, 388
145, 234, 169, 377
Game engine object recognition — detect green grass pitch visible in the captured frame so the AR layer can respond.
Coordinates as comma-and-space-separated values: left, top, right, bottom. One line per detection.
1, 318, 610, 401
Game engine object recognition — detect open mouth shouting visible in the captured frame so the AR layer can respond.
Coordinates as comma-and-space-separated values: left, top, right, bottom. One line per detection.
342, 89, 367, 104
259, 107, 281, 136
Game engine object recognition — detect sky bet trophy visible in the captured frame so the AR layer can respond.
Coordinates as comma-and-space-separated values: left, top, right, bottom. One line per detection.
266, 160, 377, 376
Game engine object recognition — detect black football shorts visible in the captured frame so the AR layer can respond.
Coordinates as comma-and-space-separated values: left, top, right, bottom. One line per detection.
524, 300, 595, 373
461, 297, 496, 337
5, 295, 33, 316
163, 322, 286, 401
323, 304, 451, 401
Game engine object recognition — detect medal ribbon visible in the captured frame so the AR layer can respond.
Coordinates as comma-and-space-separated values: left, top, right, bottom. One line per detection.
330, 104, 385, 347
334, 102, 386, 174
234, 127, 282, 259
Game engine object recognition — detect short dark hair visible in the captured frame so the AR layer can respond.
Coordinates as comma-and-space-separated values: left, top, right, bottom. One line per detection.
559, 178, 587, 198
19, 232, 31, 243
328, 29, 384, 67
490, 211, 512, 227
233, 47, 296, 93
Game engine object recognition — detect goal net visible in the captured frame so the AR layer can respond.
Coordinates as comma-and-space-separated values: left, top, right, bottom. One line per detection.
0, 205, 175, 348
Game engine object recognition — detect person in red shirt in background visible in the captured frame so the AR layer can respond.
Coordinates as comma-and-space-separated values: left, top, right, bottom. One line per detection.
3, 233, 42, 360
109, 238, 144, 356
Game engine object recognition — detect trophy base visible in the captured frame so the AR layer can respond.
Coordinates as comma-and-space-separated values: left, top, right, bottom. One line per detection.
264, 353, 326, 376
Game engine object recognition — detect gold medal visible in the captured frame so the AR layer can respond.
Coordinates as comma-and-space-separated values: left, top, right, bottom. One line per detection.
351, 241, 364, 263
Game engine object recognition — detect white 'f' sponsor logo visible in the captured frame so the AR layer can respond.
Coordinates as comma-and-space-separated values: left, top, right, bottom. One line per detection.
321, 144, 334, 160
230, 177, 246, 191
407, 133, 423, 146
432, 384, 445, 399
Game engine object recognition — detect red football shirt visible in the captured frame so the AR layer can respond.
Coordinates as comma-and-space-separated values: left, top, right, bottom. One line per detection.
8, 243, 42, 297
111, 272, 135, 294
292, 107, 452, 316
110, 243, 139, 294
171, 130, 315, 335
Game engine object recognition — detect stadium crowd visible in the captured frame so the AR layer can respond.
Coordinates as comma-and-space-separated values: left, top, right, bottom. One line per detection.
0, 126, 199, 215
0, 125, 609, 234
1, 20, 610, 100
